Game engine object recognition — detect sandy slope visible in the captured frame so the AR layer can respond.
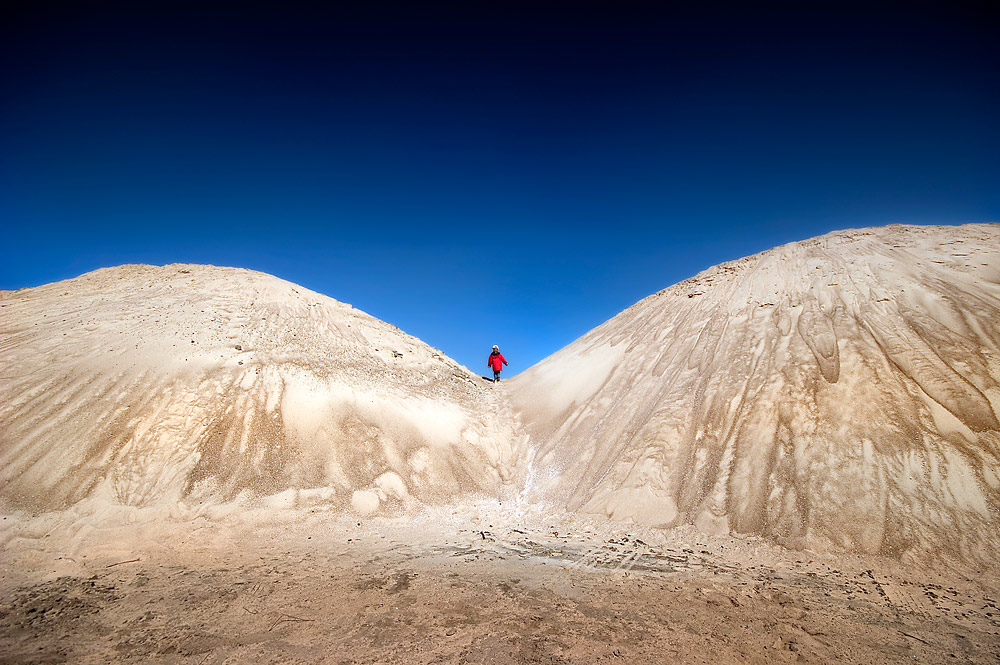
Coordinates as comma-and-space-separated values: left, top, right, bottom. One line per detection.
2, 224, 1000, 663
510, 224, 1000, 566
0, 264, 527, 519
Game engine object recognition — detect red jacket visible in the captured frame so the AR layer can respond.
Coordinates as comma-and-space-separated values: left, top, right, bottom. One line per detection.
488, 352, 508, 371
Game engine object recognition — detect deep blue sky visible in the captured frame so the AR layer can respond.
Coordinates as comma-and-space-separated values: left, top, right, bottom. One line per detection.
2, 2, 997, 373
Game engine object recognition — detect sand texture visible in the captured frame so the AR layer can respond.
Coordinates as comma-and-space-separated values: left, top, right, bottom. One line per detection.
0, 264, 527, 518
511, 223, 1000, 567
2, 223, 999, 662
2, 510, 998, 664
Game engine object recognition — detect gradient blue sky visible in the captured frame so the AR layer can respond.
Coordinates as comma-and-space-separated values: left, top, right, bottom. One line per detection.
2, 2, 997, 373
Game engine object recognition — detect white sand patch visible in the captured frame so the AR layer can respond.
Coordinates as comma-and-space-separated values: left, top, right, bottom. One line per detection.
351, 490, 381, 516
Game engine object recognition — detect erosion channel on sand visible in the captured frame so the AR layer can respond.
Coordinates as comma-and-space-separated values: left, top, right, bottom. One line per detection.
2, 224, 999, 663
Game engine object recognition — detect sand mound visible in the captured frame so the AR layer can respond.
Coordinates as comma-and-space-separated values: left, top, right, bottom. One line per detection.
3, 225, 999, 566
510, 224, 1000, 565
0, 265, 526, 517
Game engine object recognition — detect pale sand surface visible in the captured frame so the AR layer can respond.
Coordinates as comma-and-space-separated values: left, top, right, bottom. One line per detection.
3, 224, 999, 662
3, 506, 998, 664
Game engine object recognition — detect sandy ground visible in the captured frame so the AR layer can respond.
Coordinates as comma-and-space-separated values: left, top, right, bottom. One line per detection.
3, 231, 999, 663
2, 506, 998, 664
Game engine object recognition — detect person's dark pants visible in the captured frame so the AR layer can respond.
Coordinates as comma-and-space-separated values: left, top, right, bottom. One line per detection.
493, 370, 501, 382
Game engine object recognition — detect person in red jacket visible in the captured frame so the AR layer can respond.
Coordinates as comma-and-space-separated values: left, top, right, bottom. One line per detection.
488, 345, 508, 383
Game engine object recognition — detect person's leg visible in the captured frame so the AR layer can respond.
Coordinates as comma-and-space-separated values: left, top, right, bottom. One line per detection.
493, 370, 500, 382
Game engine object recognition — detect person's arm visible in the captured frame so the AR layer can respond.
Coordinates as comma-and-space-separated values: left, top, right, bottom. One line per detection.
502, 354, 508, 365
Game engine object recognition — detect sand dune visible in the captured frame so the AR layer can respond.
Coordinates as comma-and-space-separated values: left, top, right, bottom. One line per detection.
3, 225, 1000, 663
0, 264, 527, 518
510, 224, 1000, 566
2, 225, 999, 569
